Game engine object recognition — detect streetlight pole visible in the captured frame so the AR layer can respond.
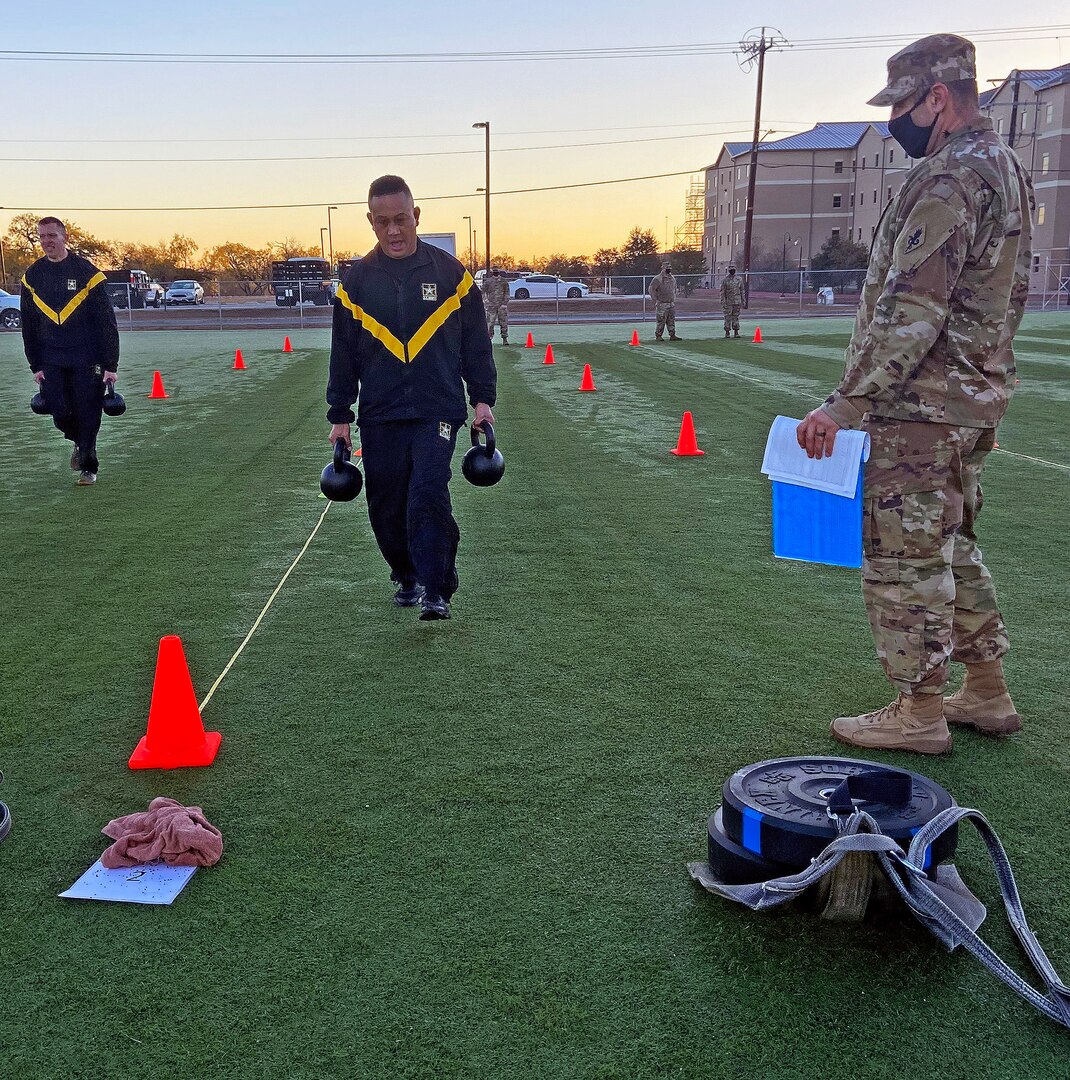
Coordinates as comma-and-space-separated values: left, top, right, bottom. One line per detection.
462, 215, 473, 272
327, 206, 338, 271
320, 228, 328, 261
473, 121, 490, 272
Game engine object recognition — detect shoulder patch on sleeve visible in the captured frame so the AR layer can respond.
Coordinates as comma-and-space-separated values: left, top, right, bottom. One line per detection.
893, 187, 970, 273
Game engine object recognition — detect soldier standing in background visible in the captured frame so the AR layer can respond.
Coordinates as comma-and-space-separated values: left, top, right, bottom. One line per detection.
482, 266, 510, 345
796, 34, 1033, 755
720, 265, 744, 338
648, 263, 681, 341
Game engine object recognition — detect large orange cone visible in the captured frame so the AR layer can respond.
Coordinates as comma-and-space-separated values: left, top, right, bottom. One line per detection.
670, 411, 705, 457
233, 348, 246, 370
128, 636, 221, 769
752, 326, 763, 343
578, 364, 596, 392
543, 344, 555, 365
148, 371, 168, 399
525, 332, 534, 349
283, 336, 293, 353
630, 330, 640, 346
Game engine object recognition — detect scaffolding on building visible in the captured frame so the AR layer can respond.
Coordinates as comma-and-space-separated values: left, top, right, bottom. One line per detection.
672, 177, 705, 251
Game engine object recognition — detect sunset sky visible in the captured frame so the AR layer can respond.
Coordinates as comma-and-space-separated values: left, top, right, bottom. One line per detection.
4, 1, 1068, 263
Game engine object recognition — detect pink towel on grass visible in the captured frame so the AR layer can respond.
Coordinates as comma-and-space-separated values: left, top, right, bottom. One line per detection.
101, 797, 223, 868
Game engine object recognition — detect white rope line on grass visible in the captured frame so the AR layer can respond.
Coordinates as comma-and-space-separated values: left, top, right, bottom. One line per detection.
992, 447, 1070, 472
198, 499, 333, 712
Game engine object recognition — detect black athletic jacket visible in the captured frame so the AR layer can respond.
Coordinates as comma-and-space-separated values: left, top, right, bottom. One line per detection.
326, 241, 496, 426
21, 253, 120, 372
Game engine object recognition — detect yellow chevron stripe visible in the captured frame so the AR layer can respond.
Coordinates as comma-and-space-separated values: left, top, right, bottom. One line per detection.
336, 283, 407, 363
408, 272, 473, 362
20, 271, 107, 325
59, 272, 106, 322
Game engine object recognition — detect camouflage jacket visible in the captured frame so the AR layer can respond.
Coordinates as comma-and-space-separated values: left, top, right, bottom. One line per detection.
720, 275, 744, 306
648, 272, 677, 303
824, 118, 1033, 429
482, 273, 509, 307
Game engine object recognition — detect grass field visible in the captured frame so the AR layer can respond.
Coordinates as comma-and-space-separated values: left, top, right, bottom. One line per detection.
1, 315, 1068, 1079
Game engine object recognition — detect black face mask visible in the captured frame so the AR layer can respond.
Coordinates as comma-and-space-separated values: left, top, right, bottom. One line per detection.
888, 91, 935, 159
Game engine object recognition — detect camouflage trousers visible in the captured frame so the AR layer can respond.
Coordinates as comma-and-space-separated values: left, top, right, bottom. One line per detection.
861, 418, 1008, 696
485, 303, 509, 341
723, 304, 741, 332
654, 302, 676, 338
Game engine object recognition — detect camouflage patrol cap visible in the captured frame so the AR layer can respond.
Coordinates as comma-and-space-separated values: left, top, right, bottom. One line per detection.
868, 34, 976, 107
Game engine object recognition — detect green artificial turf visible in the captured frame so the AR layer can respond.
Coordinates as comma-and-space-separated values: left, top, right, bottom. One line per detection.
0, 318, 1068, 1078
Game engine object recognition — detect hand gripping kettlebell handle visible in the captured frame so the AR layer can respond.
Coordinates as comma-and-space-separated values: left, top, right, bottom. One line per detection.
333, 438, 351, 471
471, 420, 495, 456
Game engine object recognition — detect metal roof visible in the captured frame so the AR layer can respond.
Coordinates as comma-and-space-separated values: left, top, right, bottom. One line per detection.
719, 121, 891, 160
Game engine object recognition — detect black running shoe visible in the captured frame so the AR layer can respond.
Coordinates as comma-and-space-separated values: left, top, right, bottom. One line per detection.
419, 593, 451, 621
393, 583, 424, 607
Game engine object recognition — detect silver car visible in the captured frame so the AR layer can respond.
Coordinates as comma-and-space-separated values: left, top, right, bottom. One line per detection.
165, 280, 205, 305
0, 288, 21, 329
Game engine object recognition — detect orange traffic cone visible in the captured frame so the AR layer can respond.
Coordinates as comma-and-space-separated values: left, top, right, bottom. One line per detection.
283, 336, 293, 353
578, 364, 596, 392
630, 329, 640, 346
670, 411, 705, 456
354, 447, 362, 457
994, 441, 1000, 449
752, 326, 763, 343
234, 348, 246, 370
128, 636, 222, 769
543, 344, 555, 365
148, 371, 168, 399
525, 332, 535, 348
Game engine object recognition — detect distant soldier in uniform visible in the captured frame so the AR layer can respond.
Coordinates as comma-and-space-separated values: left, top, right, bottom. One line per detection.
796, 34, 1034, 754
482, 265, 510, 345
720, 265, 744, 337
648, 263, 681, 341
21, 216, 120, 486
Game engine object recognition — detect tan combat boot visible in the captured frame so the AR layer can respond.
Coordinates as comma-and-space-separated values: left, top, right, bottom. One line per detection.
944, 660, 1022, 736
830, 693, 952, 755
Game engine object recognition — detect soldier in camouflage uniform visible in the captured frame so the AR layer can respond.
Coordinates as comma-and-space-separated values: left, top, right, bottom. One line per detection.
482, 266, 510, 345
648, 264, 681, 341
720, 265, 744, 337
796, 34, 1034, 755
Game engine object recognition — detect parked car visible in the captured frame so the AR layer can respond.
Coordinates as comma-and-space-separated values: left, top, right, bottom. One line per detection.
144, 282, 165, 308
510, 274, 589, 300
474, 268, 531, 287
165, 280, 205, 305
0, 288, 21, 329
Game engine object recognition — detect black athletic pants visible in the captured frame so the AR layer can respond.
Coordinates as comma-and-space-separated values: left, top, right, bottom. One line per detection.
359, 419, 461, 600
40, 363, 105, 472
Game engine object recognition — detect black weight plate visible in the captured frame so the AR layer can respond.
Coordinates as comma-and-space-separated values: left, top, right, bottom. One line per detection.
707, 807, 797, 885
721, 756, 956, 870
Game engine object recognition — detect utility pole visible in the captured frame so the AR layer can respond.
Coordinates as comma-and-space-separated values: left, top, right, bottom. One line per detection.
738, 27, 788, 307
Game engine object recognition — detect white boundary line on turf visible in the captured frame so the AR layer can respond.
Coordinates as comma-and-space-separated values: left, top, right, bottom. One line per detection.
199, 500, 334, 712
636, 343, 1070, 475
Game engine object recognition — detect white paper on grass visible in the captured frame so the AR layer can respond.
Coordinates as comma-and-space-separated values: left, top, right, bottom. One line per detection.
760, 415, 871, 499
59, 859, 197, 905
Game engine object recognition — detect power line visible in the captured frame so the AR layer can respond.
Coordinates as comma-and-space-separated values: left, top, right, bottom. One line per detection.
0, 169, 699, 212
0, 129, 770, 165
0, 26, 1065, 64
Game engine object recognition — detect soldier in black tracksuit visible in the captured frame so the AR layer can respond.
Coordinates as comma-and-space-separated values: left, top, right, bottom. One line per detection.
327, 238, 496, 618
21, 245, 120, 481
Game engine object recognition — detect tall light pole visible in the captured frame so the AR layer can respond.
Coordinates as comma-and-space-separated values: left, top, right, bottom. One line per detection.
462, 214, 473, 271
473, 121, 490, 272
327, 205, 338, 270
320, 228, 328, 261
780, 232, 797, 296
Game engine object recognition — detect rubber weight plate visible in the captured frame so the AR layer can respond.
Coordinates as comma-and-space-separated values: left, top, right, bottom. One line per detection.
708, 807, 797, 885
721, 756, 956, 871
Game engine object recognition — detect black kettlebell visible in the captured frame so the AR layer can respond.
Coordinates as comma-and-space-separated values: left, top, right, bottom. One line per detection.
102, 384, 127, 417
320, 439, 363, 501
30, 386, 49, 415
462, 421, 505, 487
